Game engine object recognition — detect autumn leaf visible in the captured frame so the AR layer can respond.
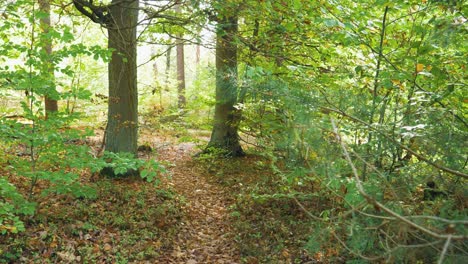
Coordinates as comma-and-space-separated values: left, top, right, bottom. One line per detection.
103, 243, 112, 251
416, 63, 424, 73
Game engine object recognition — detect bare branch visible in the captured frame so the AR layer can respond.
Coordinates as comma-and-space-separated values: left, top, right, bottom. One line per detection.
438, 235, 452, 264
323, 107, 468, 179
330, 117, 466, 240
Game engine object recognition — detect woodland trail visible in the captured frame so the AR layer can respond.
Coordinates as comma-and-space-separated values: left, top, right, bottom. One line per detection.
155, 142, 240, 264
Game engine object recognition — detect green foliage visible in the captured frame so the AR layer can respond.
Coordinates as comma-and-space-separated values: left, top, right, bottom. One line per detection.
0, 0, 466, 262
0, 177, 184, 263
183, 65, 216, 129
0, 178, 35, 234
234, 0, 467, 262
96, 151, 166, 184
0, 113, 101, 233
0, 0, 111, 235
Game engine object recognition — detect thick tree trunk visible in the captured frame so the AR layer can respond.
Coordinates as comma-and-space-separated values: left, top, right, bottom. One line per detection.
38, 0, 58, 116
105, 0, 139, 156
207, 15, 244, 156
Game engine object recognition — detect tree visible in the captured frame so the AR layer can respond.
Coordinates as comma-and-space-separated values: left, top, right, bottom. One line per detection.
233, 0, 468, 261
176, 4, 186, 109
207, 9, 244, 156
165, 46, 172, 90
38, 0, 58, 116
73, 0, 139, 163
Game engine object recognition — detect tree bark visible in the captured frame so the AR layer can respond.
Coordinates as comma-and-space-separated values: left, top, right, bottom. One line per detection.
196, 45, 200, 65
207, 14, 244, 156
38, 0, 58, 116
195, 36, 201, 78
105, 0, 139, 157
165, 46, 172, 90
175, 4, 186, 109
176, 39, 186, 109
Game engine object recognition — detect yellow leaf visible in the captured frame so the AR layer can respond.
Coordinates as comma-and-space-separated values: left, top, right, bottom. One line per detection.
416, 63, 424, 73
426, 65, 432, 71
153, 240, 162, 248
50, 236, 58, 248
103, 243, 112, 251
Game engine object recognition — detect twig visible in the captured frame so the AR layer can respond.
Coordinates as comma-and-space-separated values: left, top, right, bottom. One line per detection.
330, 118, 466, 240
323, 106, 468, 179
332, 231, 382, 261
406, 215, 468, 225
438, 235, 452, 264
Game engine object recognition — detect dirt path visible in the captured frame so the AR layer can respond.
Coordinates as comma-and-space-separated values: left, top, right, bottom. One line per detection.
155, 142, 240, 264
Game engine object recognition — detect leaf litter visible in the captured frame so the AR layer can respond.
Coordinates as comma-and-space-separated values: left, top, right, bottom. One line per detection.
154, 139, 240, 264
0, 131, 241, 263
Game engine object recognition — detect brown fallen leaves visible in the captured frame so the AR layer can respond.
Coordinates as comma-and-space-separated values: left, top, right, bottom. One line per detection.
155, 141, 241, 263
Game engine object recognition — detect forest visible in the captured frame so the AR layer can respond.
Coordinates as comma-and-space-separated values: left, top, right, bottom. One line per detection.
0, 0, 466, 263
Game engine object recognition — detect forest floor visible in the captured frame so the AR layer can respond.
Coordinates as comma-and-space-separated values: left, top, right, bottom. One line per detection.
0, 128, 322, 263
144, 130, 321, 263
153, 138, 240, 263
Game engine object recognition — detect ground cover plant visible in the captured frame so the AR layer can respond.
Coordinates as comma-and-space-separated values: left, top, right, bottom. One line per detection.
1, 0, 467, 263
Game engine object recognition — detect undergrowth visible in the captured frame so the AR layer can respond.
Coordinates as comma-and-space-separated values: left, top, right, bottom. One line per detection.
195, 152, 326, 263
0, 176, 184, 263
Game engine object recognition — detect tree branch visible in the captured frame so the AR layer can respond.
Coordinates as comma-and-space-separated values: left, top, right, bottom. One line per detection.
72, 0, 110, 25
330, 117, 466, 240
323, 107, 468, 179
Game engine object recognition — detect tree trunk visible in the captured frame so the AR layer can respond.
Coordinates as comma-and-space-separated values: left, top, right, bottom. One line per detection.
176, 39, 186, 109
196, 45, 200, 65
152, 50, 163, 107
38, 0, 58, 116
175, 4, 186, 109
105, 0, 139, 156
195, 38, 201, 78
165, 46, 172, 90
207, 15, 244, 156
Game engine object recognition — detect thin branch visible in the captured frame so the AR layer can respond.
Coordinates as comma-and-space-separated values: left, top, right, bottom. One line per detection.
330, 118, 466, 240
323, 107, 468, 179
136, 46, 172, 68
438, 235, 452, 264
406, 215, 468, 225
332, 232, 382, 261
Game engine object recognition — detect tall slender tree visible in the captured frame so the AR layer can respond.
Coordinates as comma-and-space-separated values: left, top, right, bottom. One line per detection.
165, 46, 172, 90
175, 4, 186, 109
38, 0, 58, 116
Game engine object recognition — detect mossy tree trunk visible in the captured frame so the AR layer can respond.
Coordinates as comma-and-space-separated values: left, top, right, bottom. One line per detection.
73, 0, 139, 176
207, 14, 244, 156
105, 0, 139, 156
